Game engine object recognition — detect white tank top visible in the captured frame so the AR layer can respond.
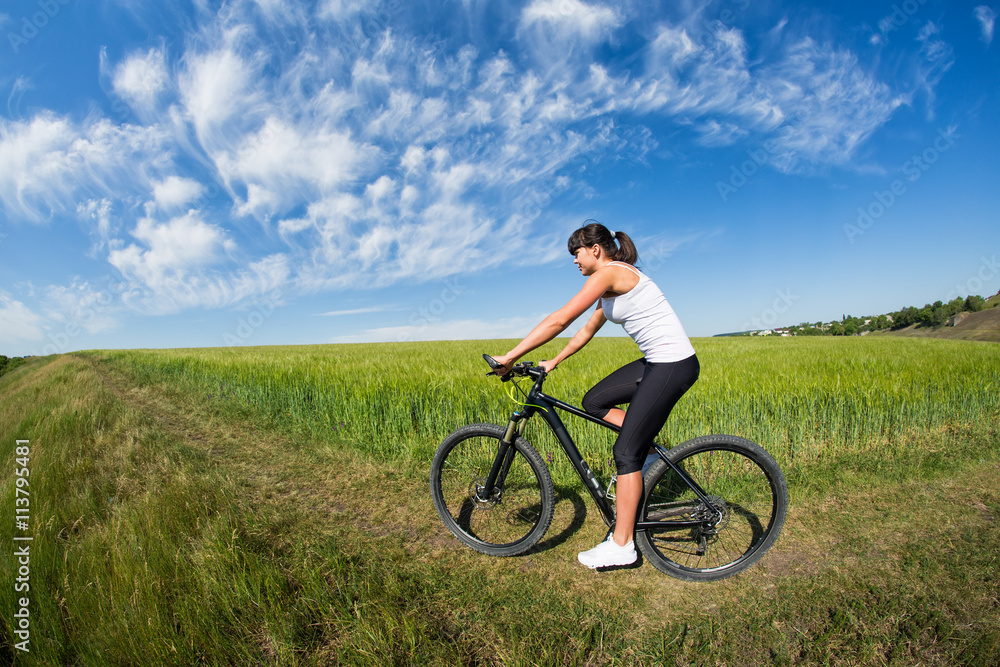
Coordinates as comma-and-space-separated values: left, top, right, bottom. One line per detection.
600, 262, 696, 363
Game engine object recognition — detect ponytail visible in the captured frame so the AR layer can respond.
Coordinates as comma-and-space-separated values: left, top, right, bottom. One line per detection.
567, 220, 640, 266
612, 231, 638, 265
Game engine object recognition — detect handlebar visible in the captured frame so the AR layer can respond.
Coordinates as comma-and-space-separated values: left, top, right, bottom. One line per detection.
482, 354, 546, 382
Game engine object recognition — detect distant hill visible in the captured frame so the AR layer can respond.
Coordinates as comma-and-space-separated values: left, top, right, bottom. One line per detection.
725, 290, 1000, 341
877, 294, 1000, 343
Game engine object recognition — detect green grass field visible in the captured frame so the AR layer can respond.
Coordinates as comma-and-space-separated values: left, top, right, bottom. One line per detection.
82, 336, 1000, 485
2, 337, 999, 665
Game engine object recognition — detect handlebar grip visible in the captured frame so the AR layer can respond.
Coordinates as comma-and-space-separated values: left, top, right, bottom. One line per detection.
483, 354, 512, 381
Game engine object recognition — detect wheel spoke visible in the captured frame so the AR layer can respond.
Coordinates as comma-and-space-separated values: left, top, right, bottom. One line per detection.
431, 425, 555, 556
636, 437, 786, 580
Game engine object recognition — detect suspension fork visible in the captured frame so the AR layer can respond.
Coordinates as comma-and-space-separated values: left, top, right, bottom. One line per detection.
480, 412, 529, 499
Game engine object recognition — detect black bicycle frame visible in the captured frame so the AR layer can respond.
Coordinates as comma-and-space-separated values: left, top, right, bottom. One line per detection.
483, 370, 721, 531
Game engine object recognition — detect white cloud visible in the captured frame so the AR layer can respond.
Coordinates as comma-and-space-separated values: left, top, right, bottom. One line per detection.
0, 114, 83, 221
0, 114, 166, 222
108, 213, 249, 314
915, 22, 955, 120
76, 198, 118, 255
251, 0, 307, 25
649, 24, 700, 64
316, 306, 387, 317
695, 120, 748, 147
219, 116, 379, 219
756, 39, 906, 171
6, 76, 32, 118
515, 0, 623, 78
0, 291, 44, 344
112, 47, 170, 112
975, 5, 996, 45
110, 212, 231, 284
153, 176, 206, 210
622, 23, 753, 117
317, 0, 369, 21
42, 280, 120, 335
179, 46, 259, 149
627, 27, 904, 171
365, 175, 396, 202
3, 3, 923, 326
519, 0, 621, 43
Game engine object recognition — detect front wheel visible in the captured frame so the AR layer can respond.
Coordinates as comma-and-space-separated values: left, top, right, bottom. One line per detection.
635, 435, 788, 581
430, 424, 555, 557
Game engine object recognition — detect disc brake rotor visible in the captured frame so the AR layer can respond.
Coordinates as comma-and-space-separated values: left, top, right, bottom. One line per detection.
468, 476, 502, 508
693, 495, 728, 529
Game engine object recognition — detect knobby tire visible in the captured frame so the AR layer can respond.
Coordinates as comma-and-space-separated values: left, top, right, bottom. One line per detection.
430, 423, 555, 557
635, 435, 788, 581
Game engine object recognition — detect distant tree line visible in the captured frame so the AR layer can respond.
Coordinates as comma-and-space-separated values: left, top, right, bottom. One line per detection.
883, 295, 988, 330
744, 293, 995, 337
0, 355, 26, 378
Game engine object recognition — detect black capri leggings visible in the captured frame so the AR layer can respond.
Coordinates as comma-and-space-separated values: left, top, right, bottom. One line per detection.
582, 354, 700, 475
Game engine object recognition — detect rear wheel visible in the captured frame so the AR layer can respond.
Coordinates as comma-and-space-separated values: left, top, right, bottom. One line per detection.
430, 423, 555, 556
635, 435, 787, 581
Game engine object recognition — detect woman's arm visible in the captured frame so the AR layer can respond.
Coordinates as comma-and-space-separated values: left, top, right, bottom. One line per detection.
493, 270, 612, 372
539, 306, 606, 372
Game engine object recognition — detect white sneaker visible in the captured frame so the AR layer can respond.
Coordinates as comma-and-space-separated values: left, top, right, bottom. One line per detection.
577, 534, 637, 569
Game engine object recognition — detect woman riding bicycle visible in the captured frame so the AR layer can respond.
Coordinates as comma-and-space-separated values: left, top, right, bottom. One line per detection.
490, 221, 700, 569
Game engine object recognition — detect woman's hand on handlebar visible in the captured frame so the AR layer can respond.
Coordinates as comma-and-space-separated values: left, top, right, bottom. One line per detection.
485, 353, 550, 379
538, 359, 558, 373
489, 353, 516, 377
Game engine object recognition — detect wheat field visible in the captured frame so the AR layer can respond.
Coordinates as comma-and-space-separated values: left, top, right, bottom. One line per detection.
87, 336, 1000, 484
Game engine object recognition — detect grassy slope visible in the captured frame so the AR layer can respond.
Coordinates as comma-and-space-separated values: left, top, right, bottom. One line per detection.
2, 344, 999, 665
879, 293, 1000, 343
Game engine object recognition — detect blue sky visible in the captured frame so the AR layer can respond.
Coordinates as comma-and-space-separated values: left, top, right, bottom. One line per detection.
1, 0, 998, 356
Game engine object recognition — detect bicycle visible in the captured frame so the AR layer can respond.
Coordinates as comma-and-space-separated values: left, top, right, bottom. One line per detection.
429, 355, 788, 581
